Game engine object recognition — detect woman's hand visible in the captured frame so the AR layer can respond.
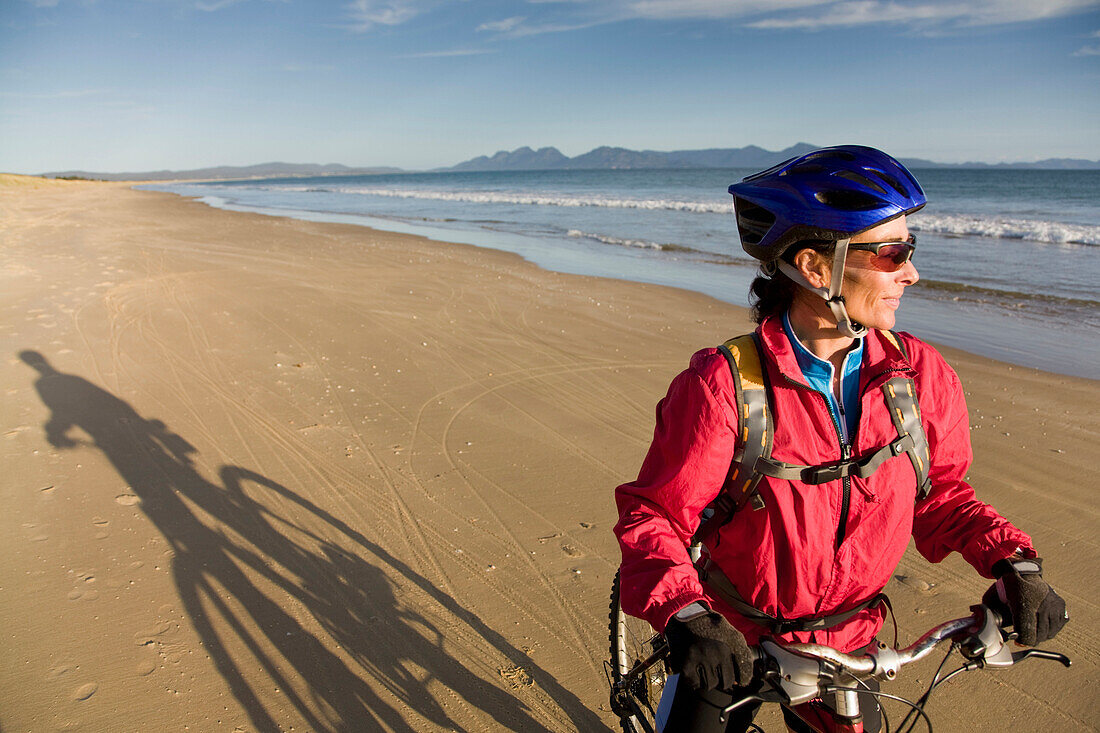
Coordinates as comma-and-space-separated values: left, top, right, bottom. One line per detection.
983, 557, 1068, 646
664, 610, 755, 691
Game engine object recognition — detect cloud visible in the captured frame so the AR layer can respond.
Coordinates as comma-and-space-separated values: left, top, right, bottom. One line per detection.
340, 0, 1098, 36
344, 0, 425, 31
628, 0, 830, 20
477, 17, 616, 38
476, 16, 525, 33
626, 0, 1100, 30
1074, 32, 1100, 55
195, 0, 247, 10
397, 48, 497, 57
282, 63, 337, 72
744, 1, 954, 29
0, 89, 110, 99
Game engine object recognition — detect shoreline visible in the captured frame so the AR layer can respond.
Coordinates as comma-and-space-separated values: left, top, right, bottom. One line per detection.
2, 179, 1096, 731
143, 181, 1100, 380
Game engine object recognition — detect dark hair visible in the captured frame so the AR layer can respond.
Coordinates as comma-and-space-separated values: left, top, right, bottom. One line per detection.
748, 240, 835, 323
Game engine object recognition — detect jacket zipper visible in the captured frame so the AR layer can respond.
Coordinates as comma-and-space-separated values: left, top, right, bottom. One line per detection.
836, 444, 852, 547
833, 365, 910, 545
778, 372, 850, 548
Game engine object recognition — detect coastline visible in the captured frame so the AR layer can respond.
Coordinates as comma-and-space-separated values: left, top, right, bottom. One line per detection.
144, 178, 1100, 380
2, 179, 1096, 731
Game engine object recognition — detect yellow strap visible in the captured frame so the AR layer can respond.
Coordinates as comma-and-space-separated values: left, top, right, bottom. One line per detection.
721, 334, 770, 482
881, 329, 902, 352
722, 335, 766, 392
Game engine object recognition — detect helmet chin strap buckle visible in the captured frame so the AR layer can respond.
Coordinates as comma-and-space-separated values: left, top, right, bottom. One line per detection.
827, 295, 867, 338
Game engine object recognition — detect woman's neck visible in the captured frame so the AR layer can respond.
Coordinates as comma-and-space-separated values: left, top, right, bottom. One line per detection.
786, 297, 857, 374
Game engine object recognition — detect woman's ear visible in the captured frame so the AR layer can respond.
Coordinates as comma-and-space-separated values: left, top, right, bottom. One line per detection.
791, 248, 831, 290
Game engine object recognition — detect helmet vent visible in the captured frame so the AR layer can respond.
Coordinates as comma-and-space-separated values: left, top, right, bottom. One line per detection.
734, 199, 776, 245
831, 169, 886, 195
801, 150, 857, 163
813, 189, 881, 211
866, 169, 909, 198
782, 163, 825, 177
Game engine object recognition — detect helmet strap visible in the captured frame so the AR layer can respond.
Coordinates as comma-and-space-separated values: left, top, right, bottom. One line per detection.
776, 238, 868, 339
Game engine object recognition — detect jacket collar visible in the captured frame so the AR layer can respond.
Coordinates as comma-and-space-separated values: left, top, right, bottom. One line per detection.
758, 315, 914, 391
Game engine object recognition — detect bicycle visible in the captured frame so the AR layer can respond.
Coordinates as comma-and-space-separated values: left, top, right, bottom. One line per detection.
606, 569, 1070, 733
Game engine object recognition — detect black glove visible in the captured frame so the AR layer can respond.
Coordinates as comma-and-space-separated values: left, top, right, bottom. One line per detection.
664, 610, 755, 692
982, 557, 1068, 646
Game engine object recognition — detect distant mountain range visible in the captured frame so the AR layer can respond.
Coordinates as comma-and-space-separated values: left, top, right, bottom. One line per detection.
41, 162, 403, 182
442, 144, 1100, 172
39, 146, 1100, 180
442, 143, 820, 171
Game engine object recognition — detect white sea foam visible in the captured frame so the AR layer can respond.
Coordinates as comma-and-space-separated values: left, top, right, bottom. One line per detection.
910, 213, 1100, 246
257, 184, 1100, 245
566, 229, 666, 249
279, 185, 737, 214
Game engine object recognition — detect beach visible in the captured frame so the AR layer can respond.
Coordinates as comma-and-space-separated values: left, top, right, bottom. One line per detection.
2, 177, 1097, 731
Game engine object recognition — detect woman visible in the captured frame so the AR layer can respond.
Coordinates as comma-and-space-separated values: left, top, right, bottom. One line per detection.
613, 146, 1067, 732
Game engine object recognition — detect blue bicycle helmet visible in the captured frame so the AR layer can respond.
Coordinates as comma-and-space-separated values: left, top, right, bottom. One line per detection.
729, 145, 926, 262
729, 146, 926, 338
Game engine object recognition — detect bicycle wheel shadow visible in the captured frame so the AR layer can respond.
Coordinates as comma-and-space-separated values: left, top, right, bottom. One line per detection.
21, 350, 603, 732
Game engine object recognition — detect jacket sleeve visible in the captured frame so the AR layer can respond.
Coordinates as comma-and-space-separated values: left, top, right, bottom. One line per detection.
613, 364, 738, 631
910, 353, 1035, 578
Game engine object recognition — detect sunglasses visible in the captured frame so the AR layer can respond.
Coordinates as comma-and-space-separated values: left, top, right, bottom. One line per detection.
846, 234, 917, 271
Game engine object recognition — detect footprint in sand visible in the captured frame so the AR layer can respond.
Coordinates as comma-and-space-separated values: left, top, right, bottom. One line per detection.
133, 621, 173, 646
72, 682, 98, 701
46, 664, 73, 681
895, 574, 935, 594
115, 494, 141, 506
68, 588, 100, 601
560, 544, 582, 557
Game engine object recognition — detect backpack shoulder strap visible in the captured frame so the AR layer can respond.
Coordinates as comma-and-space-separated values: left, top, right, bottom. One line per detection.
880, 329, 907, 358
879, 330, 932, 499
692, 333, 773, 547
717, 333, 773, 510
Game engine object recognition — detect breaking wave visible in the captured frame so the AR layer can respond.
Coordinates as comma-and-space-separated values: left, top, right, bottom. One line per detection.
567, 229, 665, 250
273, 185, 736, 214
266, 184, 1100, 246
909, 213, 1100, 246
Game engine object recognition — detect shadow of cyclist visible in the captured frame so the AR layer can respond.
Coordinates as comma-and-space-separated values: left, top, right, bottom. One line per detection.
21, 350, 601, 732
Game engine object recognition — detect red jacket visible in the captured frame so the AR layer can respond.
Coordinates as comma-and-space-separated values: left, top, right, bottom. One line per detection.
614, 315, 1034, 652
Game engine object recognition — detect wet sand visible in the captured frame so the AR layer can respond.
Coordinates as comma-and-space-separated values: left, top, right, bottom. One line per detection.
2, 176, 1096, 731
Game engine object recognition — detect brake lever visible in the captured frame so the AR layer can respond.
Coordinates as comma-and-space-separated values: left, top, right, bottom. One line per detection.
718, 686, 789, 724
1010, 649, 1071, 667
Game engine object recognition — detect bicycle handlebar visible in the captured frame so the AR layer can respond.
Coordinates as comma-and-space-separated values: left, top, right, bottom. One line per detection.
762, 614, 974, 681
733, 604, 1070, 715
609, 600, 1071, 732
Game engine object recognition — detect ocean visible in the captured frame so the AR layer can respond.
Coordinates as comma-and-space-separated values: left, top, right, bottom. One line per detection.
143, 168, 1100, 379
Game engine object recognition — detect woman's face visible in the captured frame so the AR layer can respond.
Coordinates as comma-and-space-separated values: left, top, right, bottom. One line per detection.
839, 215, 920, 332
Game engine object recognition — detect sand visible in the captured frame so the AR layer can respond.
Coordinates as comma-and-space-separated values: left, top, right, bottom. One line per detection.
1, 177, 1096, 732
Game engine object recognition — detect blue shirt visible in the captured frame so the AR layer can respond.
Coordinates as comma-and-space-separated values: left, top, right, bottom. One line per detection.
782, 311, 863, 443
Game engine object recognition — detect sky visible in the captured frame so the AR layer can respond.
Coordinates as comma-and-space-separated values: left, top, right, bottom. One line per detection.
1, 0, 1099, 173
